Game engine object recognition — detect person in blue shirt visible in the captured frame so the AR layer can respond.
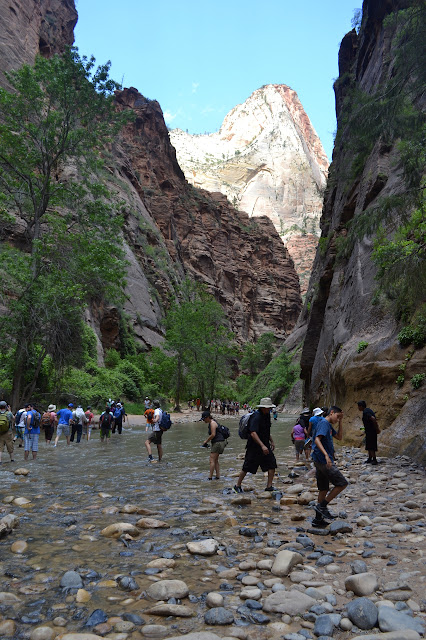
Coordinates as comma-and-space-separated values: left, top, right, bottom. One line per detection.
311, 406, 348, 526
54, 403, 74, 447
305, 407, 324, 455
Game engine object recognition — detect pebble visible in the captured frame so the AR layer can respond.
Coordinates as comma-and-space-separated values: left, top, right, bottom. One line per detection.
345, 572, 378, 596
145, 604, 193, 617
100, 523, 140, 538
206, 592, 224, 608
147, 579, 189, 600
10, 540, 28, 553
346, 597, 378, 629
136, 517, 170, 528
141, 625, 169, 637
14, 468, 30, 475
0, 620, 16, 636
30, 627, 56, 640
60, 571, 83, 590
271, 550, 303, 576
187, 539, 219, 555
263, 590, 316, 615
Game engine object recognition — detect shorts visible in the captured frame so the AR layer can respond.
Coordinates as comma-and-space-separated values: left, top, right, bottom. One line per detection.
314, 461, 348, 492
148, 430, 162, 445
57, 424, 70, 437
211, 440, 226, 454
100, 427, 111, 439
294, 439, 305, 453
242, 444, 277, 474
24, 432, 39, 452
365, 429, 378, 451
0, 431, 14, 454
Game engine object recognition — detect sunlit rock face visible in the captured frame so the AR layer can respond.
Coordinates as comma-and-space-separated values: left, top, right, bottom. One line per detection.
0, 0, 77, 88
170, 85, 329, 295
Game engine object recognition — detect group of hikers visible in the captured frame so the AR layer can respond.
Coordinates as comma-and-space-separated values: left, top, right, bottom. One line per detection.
0, 399, 127, 460
0, 393, 379, 528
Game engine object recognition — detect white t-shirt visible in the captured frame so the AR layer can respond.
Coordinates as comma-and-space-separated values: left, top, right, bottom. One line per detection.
18, 410, 27, 428
153, 408, 163, 432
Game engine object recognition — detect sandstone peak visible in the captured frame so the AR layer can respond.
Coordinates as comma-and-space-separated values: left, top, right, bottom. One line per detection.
170, 84, 329, 295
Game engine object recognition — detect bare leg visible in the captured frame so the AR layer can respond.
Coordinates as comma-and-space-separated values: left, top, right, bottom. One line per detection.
319, 484, 346, 505
236, 469, 247, 488
145, 439, 152, 456
209, 452, 219, 479
157, 444, 163, 461
266, 468, 275, 488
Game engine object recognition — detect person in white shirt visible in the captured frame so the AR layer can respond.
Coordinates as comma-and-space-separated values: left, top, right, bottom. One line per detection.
144, 401, 163, 462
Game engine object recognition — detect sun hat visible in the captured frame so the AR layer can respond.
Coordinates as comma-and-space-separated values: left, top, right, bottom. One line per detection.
256, 397, 276, 409
302, 407, 310, 414
312, 407, 323, 416
48, 404, 56, 412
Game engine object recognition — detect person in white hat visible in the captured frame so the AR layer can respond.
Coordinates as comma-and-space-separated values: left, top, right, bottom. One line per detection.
305, 407, 324, 454
233, 397, 277, 493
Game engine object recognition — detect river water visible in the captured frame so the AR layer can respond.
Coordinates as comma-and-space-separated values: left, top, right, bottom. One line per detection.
0, 414, 307, 635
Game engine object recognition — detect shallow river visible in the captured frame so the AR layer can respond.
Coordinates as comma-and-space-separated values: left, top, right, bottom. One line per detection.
0, 414, 303, 634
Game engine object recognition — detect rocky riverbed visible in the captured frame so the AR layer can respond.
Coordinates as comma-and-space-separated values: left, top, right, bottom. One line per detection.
0, 420, 424, 640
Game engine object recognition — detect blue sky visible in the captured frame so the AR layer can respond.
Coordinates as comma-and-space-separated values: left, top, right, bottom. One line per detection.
74, 1, 359, 160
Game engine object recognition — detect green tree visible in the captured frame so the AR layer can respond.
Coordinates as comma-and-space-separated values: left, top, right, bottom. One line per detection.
164, 280, 235, 410
0, 49, 130, 408
240, 332, 276, 377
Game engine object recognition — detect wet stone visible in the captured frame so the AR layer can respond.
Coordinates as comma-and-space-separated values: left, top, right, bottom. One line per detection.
85, 609, 108, 626
117, 576, 138, 591
122, 613, 145, 625
60, 571, 83, 590
204, 607, 235, 625
239, 528, 258, 537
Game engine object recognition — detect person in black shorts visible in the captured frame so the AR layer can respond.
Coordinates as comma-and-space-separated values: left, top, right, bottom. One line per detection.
233, 397, 277, 493
357, 400, 380, 464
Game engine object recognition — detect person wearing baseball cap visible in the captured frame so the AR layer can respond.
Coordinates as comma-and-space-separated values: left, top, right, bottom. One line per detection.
233, 397, 277, 494
54, 403, 74, 446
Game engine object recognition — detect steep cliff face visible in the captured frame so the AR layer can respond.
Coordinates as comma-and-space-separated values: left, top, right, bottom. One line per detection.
0, 0, 302, 351
170, 85, 329, 296
0, 0, 77, 87
298, 0, 426, 463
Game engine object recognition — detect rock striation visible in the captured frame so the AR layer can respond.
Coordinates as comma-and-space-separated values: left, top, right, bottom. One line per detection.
296, 0, 426, 463
170, 85, 329, 295
0, 0, 302, 351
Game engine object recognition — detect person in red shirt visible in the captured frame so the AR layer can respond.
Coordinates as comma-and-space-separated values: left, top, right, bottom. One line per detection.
85, 406, 94, 441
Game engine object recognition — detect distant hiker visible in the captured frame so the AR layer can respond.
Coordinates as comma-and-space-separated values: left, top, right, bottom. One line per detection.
311, 406, 348, 526
84, 406, 94, 440
70, 405, 87, 443
99, 405, 114, 443
144, 406, 155, 431
24, 402, 41, 460
357, 400, 380, 465
305, 407, 324, 456
200, 410, 228, 480
15, 404, 29, 448
291, 421, 307, 461
54, 403, 74, 446
144, 397, 151, 410
272, 407, 278, 420
298, 407, 311, 431
0, 400, 14, 463
233, 397, 277, 493
41, 404, 57, 444
145, 400, 163, 462
112, 402, 125, 434
196, 398, 201, 412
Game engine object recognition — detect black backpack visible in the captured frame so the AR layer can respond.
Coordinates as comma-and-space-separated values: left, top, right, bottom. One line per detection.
217, 424, 230, 439
159, 412, 172, 431
100, 412, 113, 429
238, 412, 254, 439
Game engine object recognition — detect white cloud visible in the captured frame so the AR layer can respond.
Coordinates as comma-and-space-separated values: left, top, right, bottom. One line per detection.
192, 82, 200, 94
164, 110, 177, 123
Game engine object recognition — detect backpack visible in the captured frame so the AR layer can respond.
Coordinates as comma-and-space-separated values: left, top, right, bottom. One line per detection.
145, 408, 155, 421
41, 412, 52, 428
100, 412, 113, 429
15, 409, 24, 427
0, 412, 10, 434
159, 412, 172, 431
114, 407, 123, 419
32, 411, 41, 429
217, 424, 230, 439
239, 412, 254, 439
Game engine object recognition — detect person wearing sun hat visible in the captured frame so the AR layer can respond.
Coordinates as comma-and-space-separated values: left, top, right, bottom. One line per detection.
233, 397, 277, 493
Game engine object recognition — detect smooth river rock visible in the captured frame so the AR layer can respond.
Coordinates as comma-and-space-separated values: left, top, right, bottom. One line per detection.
204, 607, 234, 625
100, 523, 140, 538
378, 606, 425, 634
263, 589, 316, 615
145, 604, 193, 617
186, 539, 219, 556
136, 517, 170, 528
345, 572, 379, 596
346, 597, 378, 630
271, 550, 303, 576
147, 580, 189, 601
10, 540, 28, 554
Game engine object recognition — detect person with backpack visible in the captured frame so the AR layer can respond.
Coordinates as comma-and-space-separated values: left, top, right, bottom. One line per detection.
0, 400, 14, 463
84, 406, 94, 440
24, 402, 41, 460
41, 404, 57, 444
14, 404, 29, 448
70, 405, 87, 443
112, 403, 125, 434
99, 405, 114, 443
144, 406, 155, 431
233, 397, 277, 494
54, 403, 74, 446
200, 410, 228, 480
144, 400, 164, 462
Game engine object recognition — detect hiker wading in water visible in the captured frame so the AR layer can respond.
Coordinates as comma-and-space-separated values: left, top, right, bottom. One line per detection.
201, 410, 227, 480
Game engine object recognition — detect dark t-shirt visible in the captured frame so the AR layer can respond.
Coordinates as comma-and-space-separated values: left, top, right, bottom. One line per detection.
248, 409, 271, 448
298, 413, 310, 430
311, 417, 336, 465
208, 421, 224, 443
362, 408, 376, 433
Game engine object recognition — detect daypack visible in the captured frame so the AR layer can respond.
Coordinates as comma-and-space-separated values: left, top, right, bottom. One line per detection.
114, 407, 123, 419
15, 409, 25, 427
217, 424, 230, 439
0, 412, 10, 434
75, 407, 87, 424
41, 412, 52, 428
100, 412, 113, 429
238, 412, 254, 439
159, 412, 172, 431
145, 408, 155, 421
32, 411, 41, 429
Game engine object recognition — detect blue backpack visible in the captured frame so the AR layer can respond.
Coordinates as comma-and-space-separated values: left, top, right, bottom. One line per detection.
159, 412, 172, 431
114, 407, 123, 419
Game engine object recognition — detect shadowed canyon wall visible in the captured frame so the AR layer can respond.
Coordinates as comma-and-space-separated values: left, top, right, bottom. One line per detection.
295, 0, 425, 463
